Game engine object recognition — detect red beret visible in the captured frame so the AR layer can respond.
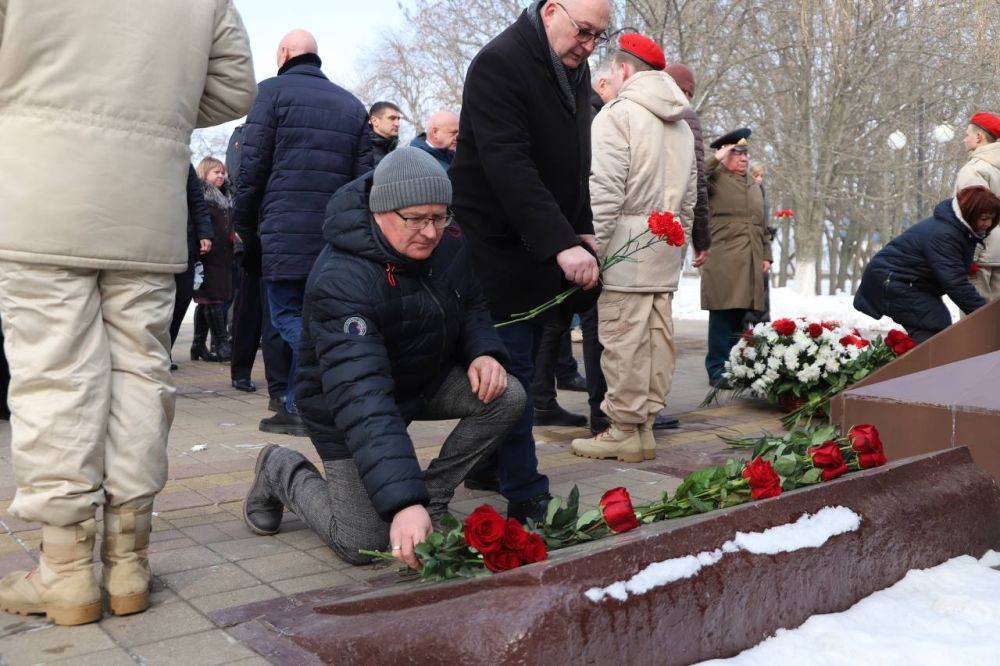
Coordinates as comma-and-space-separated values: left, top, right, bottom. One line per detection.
618, 33, 666, 71
971, 112, 1000, 140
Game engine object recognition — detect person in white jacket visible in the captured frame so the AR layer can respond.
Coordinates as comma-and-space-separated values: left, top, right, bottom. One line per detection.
0, 0, 256, 625
955, 112, 1000, 301
571, 34, 696, 463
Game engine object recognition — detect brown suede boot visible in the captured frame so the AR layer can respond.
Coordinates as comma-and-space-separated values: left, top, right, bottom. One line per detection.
101, 502, 153, 616
0, 519, 102, 626
570, 424, 643, 463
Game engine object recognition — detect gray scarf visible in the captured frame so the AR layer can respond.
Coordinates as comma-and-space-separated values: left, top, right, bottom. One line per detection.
528, 0, 579, 113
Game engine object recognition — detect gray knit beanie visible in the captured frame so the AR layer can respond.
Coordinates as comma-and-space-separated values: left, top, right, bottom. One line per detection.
369, 146, 452, 213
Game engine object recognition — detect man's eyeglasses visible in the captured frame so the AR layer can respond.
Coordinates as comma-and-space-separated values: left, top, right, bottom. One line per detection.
394, 210, 454, 231
554, 2, 609, 46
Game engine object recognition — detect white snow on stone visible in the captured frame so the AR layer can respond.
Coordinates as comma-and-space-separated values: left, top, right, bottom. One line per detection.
190, 444, 208, 452
585, 507, 861, 603
699, 551, 1000, 665
723, 506, 861, 555
672, 275, 960, 331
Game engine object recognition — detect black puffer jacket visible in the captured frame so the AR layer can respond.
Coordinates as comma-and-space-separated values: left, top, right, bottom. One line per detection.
186, 165, 213, 266
855, 198, 987, 329
233, 53, 373, 280
295, 174, 508, 520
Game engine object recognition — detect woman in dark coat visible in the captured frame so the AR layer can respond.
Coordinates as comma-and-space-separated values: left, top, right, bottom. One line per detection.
192, 157, 235, 361
854, 186, 1000, 343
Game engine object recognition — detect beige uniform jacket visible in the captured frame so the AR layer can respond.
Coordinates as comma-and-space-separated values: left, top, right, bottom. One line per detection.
0, 0, 256, 273
590, 71, 697, 293
954, 142, 1000, 266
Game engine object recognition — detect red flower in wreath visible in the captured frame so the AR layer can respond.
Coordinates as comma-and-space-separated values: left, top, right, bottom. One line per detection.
647, 211, 686, 246
821, 320, 840, 331
807, 323, 824, 339
742, 457, 783, 499
808, 441, 848, 481
772, 318, 796, 336
600, 487, 640, 533
839, 334, 870, 349
885, 329, 917, 356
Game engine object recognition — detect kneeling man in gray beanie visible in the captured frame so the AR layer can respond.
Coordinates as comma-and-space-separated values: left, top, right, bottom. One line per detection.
242, 147, 525, 570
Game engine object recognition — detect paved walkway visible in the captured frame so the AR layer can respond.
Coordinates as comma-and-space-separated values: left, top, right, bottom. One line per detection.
0, 320, 781, 664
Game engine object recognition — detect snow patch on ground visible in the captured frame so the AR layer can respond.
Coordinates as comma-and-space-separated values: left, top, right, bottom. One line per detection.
585, 507, 860, 603
672, 275, 960, 331
700, 551, 1000, 665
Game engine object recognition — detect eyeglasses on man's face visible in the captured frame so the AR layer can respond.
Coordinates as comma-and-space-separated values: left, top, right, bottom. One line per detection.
554, 2, 609, 46
394, 209, 454, 231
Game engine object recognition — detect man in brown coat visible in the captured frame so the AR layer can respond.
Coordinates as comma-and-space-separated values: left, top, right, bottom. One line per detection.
699, 128, 772, 385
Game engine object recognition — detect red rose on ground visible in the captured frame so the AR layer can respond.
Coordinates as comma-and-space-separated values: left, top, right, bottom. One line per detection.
839, 334, 858, 347
857, 337, 870, 348
772, 318, 796, 336
808, 441, 848, 481
742, 457, 783, 499
502, 518, 529, 551
821, 320, 840, 331
807, 323, 824, 338
600, 487, 640, 533
464, 505, 506, 554
519, 533, 547, 564
849, 424, 888, 468
885, 329, 917, 355
483, 549, 523, 573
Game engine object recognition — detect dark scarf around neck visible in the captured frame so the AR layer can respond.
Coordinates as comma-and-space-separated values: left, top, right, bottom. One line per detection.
527, 0, 578, 113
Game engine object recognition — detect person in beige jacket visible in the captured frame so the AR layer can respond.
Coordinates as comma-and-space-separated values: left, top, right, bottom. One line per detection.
571, 35, 696, 463
0, 0, 256, 625
955, 112, 1000, 301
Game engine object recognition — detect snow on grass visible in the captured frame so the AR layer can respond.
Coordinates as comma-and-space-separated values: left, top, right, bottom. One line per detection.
672, 275, 960, 331
700, 551, 1000, 665
585, 507, 861, 603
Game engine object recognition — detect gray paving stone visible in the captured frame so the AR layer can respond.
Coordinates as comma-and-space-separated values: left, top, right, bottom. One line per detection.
47, 647, 137, 666
270, 570, 357, 595
161, 562, 261, 599
0, 623, 115, 665
207, 535, 296, 562
238, 550, 330, 583
188, 584, 281, 615
101, 600, 213, 648
149, 544, 225, 575
133, 629, 257, 665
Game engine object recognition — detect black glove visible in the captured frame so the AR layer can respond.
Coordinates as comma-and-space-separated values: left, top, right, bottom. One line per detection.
241, 235, 263, 277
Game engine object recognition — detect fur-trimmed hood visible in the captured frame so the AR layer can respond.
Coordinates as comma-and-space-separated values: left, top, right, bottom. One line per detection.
202, 179, 234, 210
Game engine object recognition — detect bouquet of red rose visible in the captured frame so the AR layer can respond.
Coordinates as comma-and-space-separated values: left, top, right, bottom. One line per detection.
496, 210, 685, 327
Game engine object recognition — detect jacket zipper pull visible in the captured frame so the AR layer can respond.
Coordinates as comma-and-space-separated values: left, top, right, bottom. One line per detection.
386, 263, 397, 287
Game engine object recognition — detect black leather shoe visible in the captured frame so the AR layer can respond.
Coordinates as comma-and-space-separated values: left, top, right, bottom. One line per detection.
464, 475, 500, 492
170, 361, 178, 372
507, 493, 553, 524
232, 378, 257, 393
268, 396, 283, 413
653, 414, 680, 430
534, 405, 587, 427
259, 407, 308, 437
243, 445, 284, 535
590, 413, 610, 435
556, 373, 588, 392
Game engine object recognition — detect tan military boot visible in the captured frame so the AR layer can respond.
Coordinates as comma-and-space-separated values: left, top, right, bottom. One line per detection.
0, 519, 102, 626
639, 417, 656, 460
571, 424, 643, 463
101, 502, 153, 616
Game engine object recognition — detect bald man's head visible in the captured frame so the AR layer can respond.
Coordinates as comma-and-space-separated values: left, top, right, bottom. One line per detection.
277, 29, 318, 68
426, 111, 460, 150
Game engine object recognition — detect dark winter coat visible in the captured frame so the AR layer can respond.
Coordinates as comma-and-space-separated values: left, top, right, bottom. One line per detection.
295, 174, 508, 521
186, 165, 213, 266
449, 9, 596, 321
854, 198, 987, 336
409, 133, 454, 170
370, 129, 398, 168
193, 181, 235, 302
233, 53, 373, 281
681, 106, 711, 252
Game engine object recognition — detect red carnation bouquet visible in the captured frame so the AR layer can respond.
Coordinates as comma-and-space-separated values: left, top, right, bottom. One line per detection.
775, 208, 795, 219
497, 210, 686, 327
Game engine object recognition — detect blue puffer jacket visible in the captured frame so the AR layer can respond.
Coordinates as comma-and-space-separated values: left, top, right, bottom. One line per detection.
855, 198, 987, 332
295, 173, 508, 521
234, 54, 373, 280
409, 133, 454, 170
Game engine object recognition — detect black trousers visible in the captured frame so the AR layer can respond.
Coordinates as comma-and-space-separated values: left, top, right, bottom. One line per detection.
169, 264, 195, 349
579, 305, 607, 419
531, 317, 579, 410
0, 314, 9, 419
230, 268, 292, 398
